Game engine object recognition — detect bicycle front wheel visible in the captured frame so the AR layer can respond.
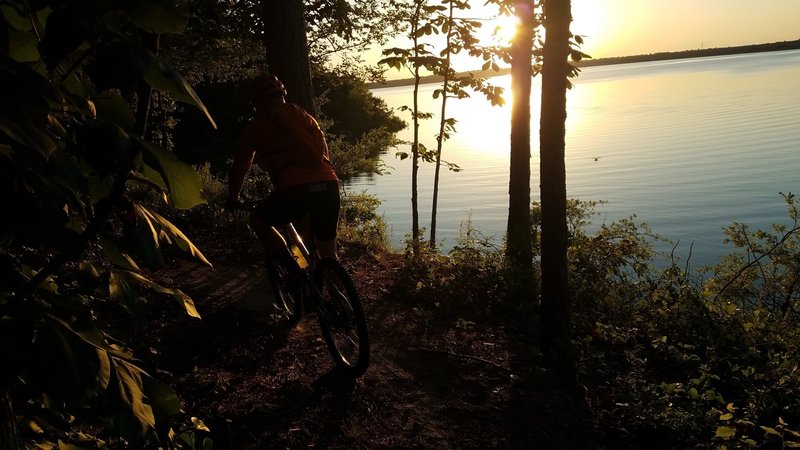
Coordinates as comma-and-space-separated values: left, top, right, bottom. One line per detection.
314, 258, 369, 377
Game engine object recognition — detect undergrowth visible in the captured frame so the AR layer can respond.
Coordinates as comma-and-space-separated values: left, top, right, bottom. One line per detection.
393, 193, 800, 448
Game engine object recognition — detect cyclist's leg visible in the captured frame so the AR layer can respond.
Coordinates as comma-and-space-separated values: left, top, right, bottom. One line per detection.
307, 181, 341, 260
252, 191, 300, 273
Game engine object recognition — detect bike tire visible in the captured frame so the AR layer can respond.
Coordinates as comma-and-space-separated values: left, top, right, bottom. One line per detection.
314, 258, 370, 377
266, 261, 303, 326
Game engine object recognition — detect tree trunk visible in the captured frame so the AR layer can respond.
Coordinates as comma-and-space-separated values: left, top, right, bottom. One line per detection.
409, 0, 425, 254
506, 1, 535, 290
261, 0, 317, 116
430, 0, 455, 248
134, 33, 159, 136
538, 0, 572, 364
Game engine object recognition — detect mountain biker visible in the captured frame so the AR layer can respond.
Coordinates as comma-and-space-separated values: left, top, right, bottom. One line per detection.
227, 74, 340, 272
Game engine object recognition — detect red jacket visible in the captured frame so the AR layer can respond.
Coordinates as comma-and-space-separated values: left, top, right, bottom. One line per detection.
231, 103, 337, 192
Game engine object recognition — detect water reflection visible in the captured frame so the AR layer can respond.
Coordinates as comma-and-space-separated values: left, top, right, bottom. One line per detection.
352, 50, 800, 265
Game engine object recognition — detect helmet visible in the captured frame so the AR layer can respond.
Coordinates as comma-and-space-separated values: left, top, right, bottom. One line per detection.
252, 74, 287, 100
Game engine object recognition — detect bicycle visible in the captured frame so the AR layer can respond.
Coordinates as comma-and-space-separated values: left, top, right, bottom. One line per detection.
228, 202, 370, 377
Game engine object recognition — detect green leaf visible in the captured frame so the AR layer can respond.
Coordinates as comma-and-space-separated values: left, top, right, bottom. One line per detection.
761, 426, 780, 436
30, 314, 111, 404
142, 52, 217, 129
134, 204, 211, 267
715, 426, 735, 439
0, 118, 58, 157
109, 270, 149, 321
126, 0, 189, 34
135, 137, 204, 209
719, 413, 733, 421
111, 358, 156, 439
111, 269, 202, 319
8, 28, 40, 62
100, 236, 141, 271
92, 90, 135, 131
141, 374, 181, 420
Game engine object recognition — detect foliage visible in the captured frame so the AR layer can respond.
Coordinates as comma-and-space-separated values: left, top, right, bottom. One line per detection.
327, 127, 401, 180
704, 192, 800, 315
0, 0, 216, 446
314, 68, 405, 142
562, 194, 800, 447
389, 194, 800, 447
378, 0, 509, 251
395, 217, 506, 317
338, 191, 390, 253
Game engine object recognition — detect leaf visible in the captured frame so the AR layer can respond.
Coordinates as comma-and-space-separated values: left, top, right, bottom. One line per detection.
715, 426, 736, 439
761, 426, 780, 436
141, 374, 181, 420
0, 118, 58, 157
134, 204, 212, 267
142, 50, 216, 129
719, 413, 733, 421
92, 90, 135, 131
135, 137, 204, 209
126, 0, 189, 34
111, 269, 202, 319
109, 270, 149, 321
192, 417, 210, 432
100, 236, 141, 271
7, 28, 40, 62
30, 314, 112, 404
111, 358, 156, 439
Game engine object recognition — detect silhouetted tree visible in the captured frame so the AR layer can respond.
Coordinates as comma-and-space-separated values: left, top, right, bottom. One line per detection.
539, 0, 572, 363
506, 0, 536, 291
261, 0, 317, 114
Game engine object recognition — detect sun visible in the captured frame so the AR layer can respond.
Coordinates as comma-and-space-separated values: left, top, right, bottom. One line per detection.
487, 13, 522, 45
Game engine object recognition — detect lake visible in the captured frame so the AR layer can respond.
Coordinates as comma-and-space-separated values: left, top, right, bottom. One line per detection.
348, 50, 800, 267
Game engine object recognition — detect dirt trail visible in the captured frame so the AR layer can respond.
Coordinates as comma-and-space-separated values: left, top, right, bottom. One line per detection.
145, 225, 593, 449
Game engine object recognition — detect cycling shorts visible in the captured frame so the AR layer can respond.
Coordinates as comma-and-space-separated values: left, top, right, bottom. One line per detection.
254, 180, 340, 241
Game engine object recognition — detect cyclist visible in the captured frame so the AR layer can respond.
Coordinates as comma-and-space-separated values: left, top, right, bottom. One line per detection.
227, 74, 340, 273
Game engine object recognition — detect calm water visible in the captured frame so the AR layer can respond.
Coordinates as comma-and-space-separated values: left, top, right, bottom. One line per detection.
349, 50, 800, 266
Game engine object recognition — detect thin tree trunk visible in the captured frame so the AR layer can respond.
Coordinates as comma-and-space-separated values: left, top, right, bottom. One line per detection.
507, 1, 535, 287
539, 0, 572, 364
430, 0, 454, 248
410, 0, 424, 254
261, 0, 317, 116
134, 33, 159, 136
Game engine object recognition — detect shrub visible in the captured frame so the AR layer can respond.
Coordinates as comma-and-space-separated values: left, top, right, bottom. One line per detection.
338, 191, 390, 253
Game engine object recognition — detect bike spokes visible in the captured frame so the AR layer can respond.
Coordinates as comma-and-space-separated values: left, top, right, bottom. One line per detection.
315, 259, 369, 377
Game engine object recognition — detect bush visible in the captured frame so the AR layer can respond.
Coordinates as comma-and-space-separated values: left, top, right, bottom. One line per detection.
338, 191, 390, 253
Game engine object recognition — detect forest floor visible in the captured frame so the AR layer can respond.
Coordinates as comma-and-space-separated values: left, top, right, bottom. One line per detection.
137, 221, 598, 449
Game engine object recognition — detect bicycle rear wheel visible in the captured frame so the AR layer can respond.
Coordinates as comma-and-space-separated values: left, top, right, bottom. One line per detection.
266, 261, 303, 325
314, 258, 369, 377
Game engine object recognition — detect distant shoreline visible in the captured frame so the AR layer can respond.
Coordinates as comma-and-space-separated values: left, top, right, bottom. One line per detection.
369, 39, 800, 89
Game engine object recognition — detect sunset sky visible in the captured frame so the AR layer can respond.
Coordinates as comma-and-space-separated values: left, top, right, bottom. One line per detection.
568, 0, 799, 58
375, 0, 800, 77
